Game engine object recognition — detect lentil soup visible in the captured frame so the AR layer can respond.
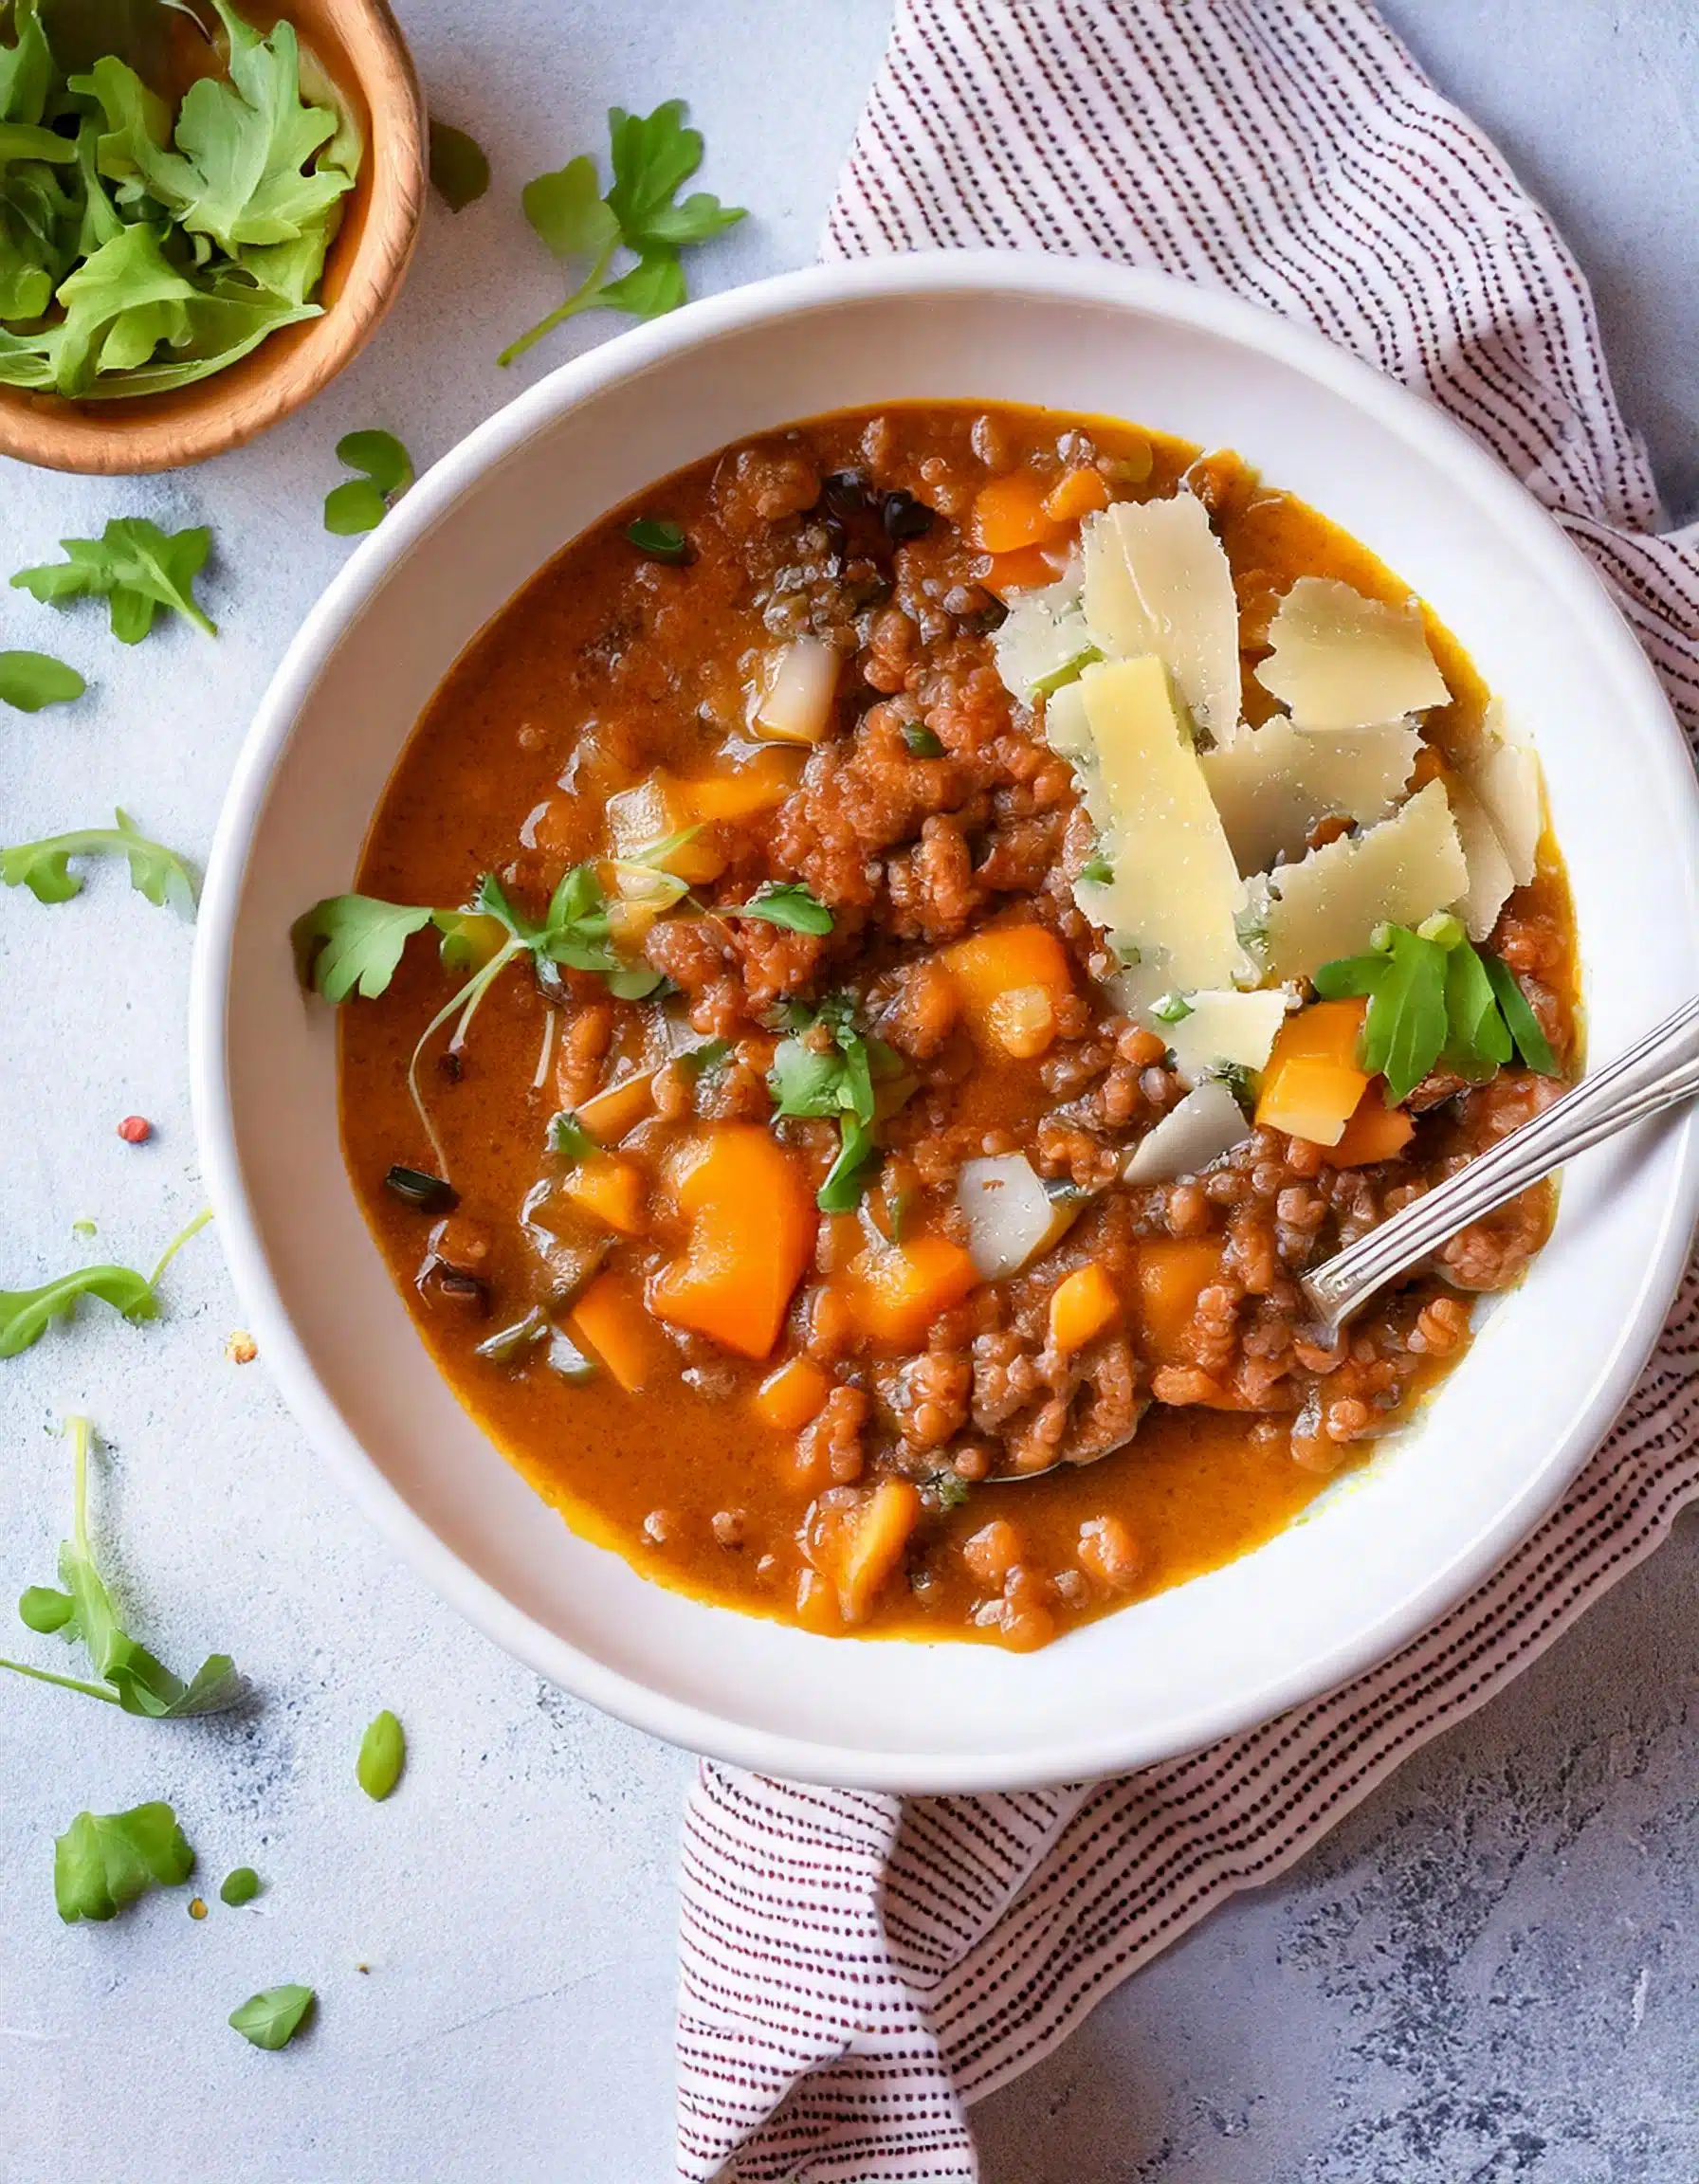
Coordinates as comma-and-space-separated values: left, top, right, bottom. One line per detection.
311, 401, 1577, 1650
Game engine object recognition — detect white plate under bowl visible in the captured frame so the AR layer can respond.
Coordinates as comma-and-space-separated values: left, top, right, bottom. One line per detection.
191, 253, 1699, 1793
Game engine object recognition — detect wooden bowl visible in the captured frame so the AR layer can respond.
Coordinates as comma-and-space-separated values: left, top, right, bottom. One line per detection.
0, 0, 427, 475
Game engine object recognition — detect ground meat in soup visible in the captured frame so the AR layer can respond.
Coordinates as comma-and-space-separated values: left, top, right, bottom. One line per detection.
337, 402, 1577, 1647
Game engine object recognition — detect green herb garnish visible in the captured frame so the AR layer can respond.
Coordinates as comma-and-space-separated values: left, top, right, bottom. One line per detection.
220, 1866, 262, 1907
927, 1468, 971, 1510
768, 993, 910, 1212
428, 118, 489, 211
356, 1708, 405, 1801
0, 1206, 208, 1361
1031, 645, 1104, 701
902, 722, 944, 759
1150, 992, 1193, 1025
549, 1111, 599, 1161
1079, 852, 1114, 887
1, 808, 196, 914
0, 649, 83, 711
2, 1411, 241, 1714
229, 1984, 315, 2051
728, 882, 833, 936
499, 100, 744, 367
683, 1036, 732, 1079
624, 517, 688, 562
1482, 953, 1559, 1076
324, 429, 415, 536
12, 519, 215, 643
54, 1801, 194, 1923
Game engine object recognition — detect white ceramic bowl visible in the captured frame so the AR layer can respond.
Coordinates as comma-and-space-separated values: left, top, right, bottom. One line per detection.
191, 252, 1699, 1793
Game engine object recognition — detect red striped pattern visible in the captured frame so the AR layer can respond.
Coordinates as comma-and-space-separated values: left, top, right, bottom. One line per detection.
677, 4, 1699, 2175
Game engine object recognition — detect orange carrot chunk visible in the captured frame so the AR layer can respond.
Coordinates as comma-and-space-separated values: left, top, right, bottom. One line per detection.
755, 1356, 832, 1432
1329, 1083, 1416, 1168
1049, 1263, 1121, 1355
845, 1234, 980, 1349
575, 1070, 656, 1145
569, 1272, 661, 1393
1255, 999, 1370, 1148
941, 926, 1073, 1054
971, 469, 1068, 555
561, 1153, 647, 1235
1135, 1239, 1226, 1366
1042, 465, 1111, 524
649, 1125, 817, 1359
980, 543, 1066, 599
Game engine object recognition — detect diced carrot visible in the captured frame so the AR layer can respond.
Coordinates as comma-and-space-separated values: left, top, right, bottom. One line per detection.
980, 544, 1066, 599
569, 1271, 661, 1393
576, 1070, 656, 1144
1255, 999, 1370, 1148
845, 1234, 981, 1349
940, 926, 1073, 1053
833, 1479, 923, 1623
1329, 1083, 1416, 1167
562, 1153, 647, 1235
648, 1125, 816, 1359
755, 1356, 832, 1432
971, 470, 1067, 555
1043, 465, 1111, 523
1049, 1262, 1121, 1355
683, 752, 801, 823
1135, 1239, 1225, 1365
795, 1565, 843, 1634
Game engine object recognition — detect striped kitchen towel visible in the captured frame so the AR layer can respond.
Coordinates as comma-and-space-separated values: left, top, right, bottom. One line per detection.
675, 3, 1699, 2177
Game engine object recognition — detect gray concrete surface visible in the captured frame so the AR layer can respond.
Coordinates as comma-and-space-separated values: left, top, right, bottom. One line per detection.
0, 3, 1692, 2180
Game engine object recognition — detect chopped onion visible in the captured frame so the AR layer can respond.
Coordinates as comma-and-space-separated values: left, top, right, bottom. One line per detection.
1123, 1080, 1252, 1185
751, 637, 841, 745
956, 1154, 1077, 1280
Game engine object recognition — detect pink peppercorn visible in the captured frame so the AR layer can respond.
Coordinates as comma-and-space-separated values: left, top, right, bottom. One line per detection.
117, 1116, 152, 1144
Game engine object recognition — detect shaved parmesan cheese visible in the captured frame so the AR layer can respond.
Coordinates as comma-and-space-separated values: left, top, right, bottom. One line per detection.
1080, 495, 1241, 746
1466, 703, 1542, 885
1124, 1079, 1253, 1185
1050, 658, 1249, 1011
1262, 779, 1468, 981
1447, 780, 1517, 942
1200, 714, 1420, 873
991, 568, 1098, 704
1158, 988, 1292, 1086
1255, 576, 1449, 731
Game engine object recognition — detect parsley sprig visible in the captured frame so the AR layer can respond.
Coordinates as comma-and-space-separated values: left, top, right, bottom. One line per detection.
3, 1413, 241, 1717
768, 993, 912, 1211
1315, 917, 1559, 1103
499, 100, 744, 367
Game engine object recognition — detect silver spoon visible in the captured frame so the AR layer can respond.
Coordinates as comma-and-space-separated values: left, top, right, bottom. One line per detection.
1301, 991, 1699, 1335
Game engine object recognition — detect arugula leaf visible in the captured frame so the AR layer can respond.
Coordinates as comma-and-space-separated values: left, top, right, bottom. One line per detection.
0, 0, 52, 126
624, 516, 688, 563
428, 118, 489, 211
12, 519, 216, 642
500, 100, 744, 367
0, 649, 83, 711
229, 1984, 315, 2050
768, 994, 909, 1211
728, 882, 833, 936
0, 1206, 208, 1362
55, 1801, 194, 1922
292, 894, 439, 1000
1441, 941, 1511, 1079
1, 809, 197, 915
356, 1708, 405, 1800
220, 1866, 262, 1906
1315, 922, 1552, 1105
324, 428, 414, 536
1482, 954, 1560, 1076
549, 1111, 599, 1161
6, 1414, 243, 1716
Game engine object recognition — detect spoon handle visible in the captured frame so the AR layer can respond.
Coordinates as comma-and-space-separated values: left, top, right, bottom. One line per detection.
1300, 992, 1699, 1335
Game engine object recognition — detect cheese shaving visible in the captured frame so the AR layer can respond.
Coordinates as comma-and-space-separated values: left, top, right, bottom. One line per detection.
1447, 779, 1517, 942
1124, 1079, 1253, 1185
1158, 988, 1292, 1086
1465, 701, 1542, 886
991, 568, 1096, 705
1200, 713, 1420, 873
1255, 576, 1449, 731
1261, 779, 1468, 981
1079, 495, 1241, 746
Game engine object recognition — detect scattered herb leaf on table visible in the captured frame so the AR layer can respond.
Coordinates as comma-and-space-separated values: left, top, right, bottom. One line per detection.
0, 649, 83, 711
54, 1801, 194, 1923
428, 118, 489, 210
220, 1866, 262, 1906
356, 1709, 406, 1800
229, 1984, 315, 2050
1, 809, 197, 914
324, 429, 415, 536
12, 519, 216, 643
0, 1205, 210, 1361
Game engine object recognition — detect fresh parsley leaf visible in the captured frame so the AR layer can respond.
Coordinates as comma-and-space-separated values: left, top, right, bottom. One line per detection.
2, 809, 196, 915
324, 428, 414, 536
220, 1866, 262, 1906
428, 118, 489, 211
1482, 953, 1560, 1075
1079, 852, 1114, 887
728, 882, 833, 936
902, 722, 944, 759
291, 894, 439, 1000
624, 517, 688, 563
816, 1114, 879, 1212
768, 995, 909, 1211
0, 649, 84, 711
55, 1801, 194, 1923
549, 1110, 599, 1161
356, 1708, 405, 1800
0, 1206, 208, 1362
500, 100, 744, 366
229, 1984, 315, 2050
12, 519, 216, 642
682, 1036, 731, 1078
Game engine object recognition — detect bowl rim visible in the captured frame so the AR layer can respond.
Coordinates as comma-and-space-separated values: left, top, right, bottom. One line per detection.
190, 249, 1699, 1790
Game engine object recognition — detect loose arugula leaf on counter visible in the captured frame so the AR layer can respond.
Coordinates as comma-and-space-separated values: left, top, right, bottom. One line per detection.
768, 993, 911, 1212
428, 117, 490, 211
356, 1708, 405, 1800
499, 100, 744, 367
727, 881, 833, 936
220, 1866, 262, 1906
4, 1413, 243, 1716
0, 648, 83, 711
0, 1205, 209, 1361
55, 1801, 194, 1923
229, 1984, 315, 2050
12, 519, 216, 642
324, 428, 415, 536
1, 809, 196, 914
